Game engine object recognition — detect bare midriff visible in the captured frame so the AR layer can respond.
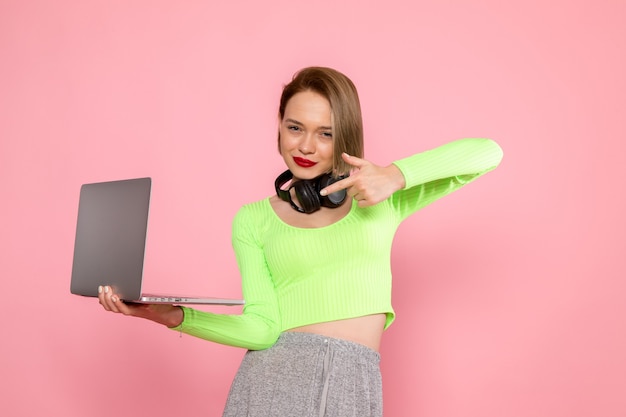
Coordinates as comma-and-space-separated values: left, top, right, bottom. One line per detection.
286, 313, 386, 352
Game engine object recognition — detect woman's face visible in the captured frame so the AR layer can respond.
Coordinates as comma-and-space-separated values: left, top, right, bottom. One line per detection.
279, 90, 334, 181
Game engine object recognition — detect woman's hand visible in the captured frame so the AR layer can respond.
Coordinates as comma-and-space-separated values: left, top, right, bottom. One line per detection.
320, 153, 406, 207
97, 285, 183, 328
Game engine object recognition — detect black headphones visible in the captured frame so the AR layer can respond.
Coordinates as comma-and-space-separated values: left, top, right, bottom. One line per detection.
275, 170, 347, 214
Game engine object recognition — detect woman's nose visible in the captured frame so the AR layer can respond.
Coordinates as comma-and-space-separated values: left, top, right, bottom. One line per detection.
299, 134, 315, 154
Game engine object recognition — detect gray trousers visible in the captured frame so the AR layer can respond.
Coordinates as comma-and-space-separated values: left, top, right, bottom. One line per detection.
223, 332, 383, 417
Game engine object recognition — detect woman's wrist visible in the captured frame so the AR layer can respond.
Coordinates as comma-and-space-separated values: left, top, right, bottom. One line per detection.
142, 304, 184, 328
164, 305, 184, 328
386, 163, 406, 191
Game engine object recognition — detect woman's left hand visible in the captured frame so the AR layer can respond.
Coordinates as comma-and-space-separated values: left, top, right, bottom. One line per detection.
320, 153, 406, 207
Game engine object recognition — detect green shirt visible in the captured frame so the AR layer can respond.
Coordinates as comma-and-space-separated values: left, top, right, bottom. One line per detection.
172, 138, 503, 350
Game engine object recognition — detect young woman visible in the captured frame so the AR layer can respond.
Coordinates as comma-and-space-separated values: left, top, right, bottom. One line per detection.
98, 66, 503, 416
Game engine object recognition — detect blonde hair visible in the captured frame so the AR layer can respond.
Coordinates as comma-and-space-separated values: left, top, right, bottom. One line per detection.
278, 67, 364, 176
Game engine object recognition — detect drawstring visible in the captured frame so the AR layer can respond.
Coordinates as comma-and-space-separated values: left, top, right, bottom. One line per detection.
319, 339, 334, 417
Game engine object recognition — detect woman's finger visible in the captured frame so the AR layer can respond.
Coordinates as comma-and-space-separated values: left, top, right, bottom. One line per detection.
341, 152, 368, 169
99, 285, 122, 313
98, 285, 112, 311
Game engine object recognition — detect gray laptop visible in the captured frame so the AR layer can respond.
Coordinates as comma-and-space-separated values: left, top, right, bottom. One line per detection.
70, 177, 244, 306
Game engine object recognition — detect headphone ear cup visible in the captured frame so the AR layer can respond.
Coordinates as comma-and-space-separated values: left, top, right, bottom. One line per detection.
294, 180, 321, 213
317, 174, 347, 208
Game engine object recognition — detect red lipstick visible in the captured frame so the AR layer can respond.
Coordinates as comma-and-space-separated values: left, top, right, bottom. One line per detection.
293, 157, 317, 168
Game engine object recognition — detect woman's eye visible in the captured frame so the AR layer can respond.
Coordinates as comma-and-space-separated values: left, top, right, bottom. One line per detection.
321, 132, 333, 138
288, 125, 301, 132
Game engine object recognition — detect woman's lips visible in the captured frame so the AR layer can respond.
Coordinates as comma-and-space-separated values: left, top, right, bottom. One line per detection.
293, 157, 317, 168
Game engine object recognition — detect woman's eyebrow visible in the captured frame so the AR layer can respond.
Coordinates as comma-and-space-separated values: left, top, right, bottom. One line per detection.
284, 118, 303, 126
284, 118, 332, 130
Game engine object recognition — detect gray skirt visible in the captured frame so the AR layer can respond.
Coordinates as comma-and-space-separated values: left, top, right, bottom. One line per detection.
223, 332, 382, 417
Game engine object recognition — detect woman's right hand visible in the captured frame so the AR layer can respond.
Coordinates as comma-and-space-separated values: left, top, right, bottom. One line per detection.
97, 285, 184, 328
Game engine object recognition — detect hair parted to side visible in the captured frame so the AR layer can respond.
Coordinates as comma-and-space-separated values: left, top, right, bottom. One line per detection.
278, 67, 364, 176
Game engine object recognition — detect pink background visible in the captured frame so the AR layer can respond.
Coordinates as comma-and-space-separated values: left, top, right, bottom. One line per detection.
1, 1, 624, 416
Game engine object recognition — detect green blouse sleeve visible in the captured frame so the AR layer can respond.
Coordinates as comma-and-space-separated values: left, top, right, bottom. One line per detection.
169, 206, 281, 350
390, 138, 503, 219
